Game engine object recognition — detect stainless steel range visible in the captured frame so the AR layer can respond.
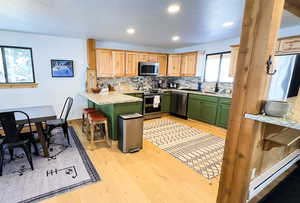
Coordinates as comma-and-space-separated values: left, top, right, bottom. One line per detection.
143, 89, 163, 120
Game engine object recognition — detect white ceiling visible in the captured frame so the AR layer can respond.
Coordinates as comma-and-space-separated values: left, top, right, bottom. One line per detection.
0, 0, 299, 48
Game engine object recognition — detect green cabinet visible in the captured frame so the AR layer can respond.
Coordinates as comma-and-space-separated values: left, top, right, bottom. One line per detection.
198, 101, 218, 125
187, 94, 231, 128
187, 98, 200, 120
216, 98, 231, 128
161, 92, 172, 113
216, 104, 231, 128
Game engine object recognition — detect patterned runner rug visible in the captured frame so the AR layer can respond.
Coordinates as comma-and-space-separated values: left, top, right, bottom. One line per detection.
0, 127, 100, 203
144, 119, 225, 179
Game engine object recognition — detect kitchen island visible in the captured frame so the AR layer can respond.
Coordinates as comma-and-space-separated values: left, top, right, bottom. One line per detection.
80, 91, 143, 140
80, 89, 232, 140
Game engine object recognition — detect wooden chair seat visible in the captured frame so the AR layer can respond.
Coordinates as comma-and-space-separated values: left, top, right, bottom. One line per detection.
88, 112, 107, 121
83, 108, 96, 114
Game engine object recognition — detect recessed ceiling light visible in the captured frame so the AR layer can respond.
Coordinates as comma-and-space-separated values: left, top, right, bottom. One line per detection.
126, 28, 135, 34
172, 36, 180, 41
168, 4, 180, 14
222, 21, 234, 27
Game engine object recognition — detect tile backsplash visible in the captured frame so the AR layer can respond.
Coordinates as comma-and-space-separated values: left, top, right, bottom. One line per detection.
97, 76, 233, 92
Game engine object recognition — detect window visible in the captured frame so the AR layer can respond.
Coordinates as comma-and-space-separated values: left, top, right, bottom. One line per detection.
204, 52, 233, 83
0, 46, 35, 84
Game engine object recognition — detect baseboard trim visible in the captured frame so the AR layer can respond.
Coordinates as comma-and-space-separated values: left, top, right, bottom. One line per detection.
248, 149, 300, 201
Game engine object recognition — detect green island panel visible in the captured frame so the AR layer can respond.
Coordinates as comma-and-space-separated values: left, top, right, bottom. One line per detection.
94, 101, 143, 140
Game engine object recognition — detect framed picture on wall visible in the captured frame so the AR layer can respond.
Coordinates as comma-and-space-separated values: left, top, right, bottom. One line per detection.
51, 59, 74, 77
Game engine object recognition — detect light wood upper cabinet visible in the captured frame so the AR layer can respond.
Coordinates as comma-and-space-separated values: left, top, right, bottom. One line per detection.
278, 37, 300, 54
138, 53, 158, 63
96, 49, 113, 77
158, 55, 168, 76
167, 55, 182, 76
125, 52, 139, 77
138, 53, 149, 62
148, 54, 158, 62
229, 46, 239, 77
180, 52, 197, 76
96, 48, 205, 77
112, 51, 126, 77
96, 49, 125, 77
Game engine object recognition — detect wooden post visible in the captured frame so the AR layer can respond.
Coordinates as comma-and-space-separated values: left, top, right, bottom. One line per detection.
86, 39, 97, 92
87, 39, 96, 69
293, 90, 300, 122
217, 0, 285, 203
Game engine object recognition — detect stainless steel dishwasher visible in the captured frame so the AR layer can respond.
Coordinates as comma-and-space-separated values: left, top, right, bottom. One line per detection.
171, 91, 188, 117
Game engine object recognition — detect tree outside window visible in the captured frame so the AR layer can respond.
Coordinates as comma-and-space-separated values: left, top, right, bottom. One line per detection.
0, 46, 35, 84
204, 52, 234, 84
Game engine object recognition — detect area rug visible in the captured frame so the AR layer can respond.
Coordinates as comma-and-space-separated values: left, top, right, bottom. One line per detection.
0, 127, 100, 203
144, 119, 225, 179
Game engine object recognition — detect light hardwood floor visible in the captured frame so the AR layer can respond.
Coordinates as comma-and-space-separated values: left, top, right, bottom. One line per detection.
42, 116, 227, 203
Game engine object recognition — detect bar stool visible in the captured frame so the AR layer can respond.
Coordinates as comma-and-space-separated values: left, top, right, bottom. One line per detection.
88, 111, 111, 149
82, 108, 97, 134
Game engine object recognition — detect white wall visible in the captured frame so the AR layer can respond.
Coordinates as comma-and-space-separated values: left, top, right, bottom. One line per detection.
96, 40, 172, 53
0, 31, 87, 120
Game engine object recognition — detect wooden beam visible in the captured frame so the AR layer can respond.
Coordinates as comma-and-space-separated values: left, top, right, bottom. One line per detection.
0, 83, 39, 89
285, 0, 300, 17
293, 90, 300, 122
217, 0, 285, 203
87, 39, 96, 69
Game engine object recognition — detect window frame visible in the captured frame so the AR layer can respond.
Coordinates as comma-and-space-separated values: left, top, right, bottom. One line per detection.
0, 45, 36, 84
204, 51, 232, 83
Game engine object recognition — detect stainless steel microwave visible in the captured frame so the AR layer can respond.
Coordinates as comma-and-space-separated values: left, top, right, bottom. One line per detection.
138, 62, 159, 76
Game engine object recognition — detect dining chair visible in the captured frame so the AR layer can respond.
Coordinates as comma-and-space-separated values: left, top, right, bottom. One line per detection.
0, 111, 37, 176
46, 97, 73, 146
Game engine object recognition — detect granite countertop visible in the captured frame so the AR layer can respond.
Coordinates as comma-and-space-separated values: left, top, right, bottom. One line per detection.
245, 114, 300, 131
80, 88, 231, 106
80, 91, 143, 105
158, 89, 232, 98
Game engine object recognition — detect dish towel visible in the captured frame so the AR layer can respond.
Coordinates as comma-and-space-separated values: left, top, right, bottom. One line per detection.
153, 95, 160, 108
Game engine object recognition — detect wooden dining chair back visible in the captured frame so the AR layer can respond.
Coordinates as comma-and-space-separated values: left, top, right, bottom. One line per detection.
46, 97, 73, 146
0, 111, 36, 176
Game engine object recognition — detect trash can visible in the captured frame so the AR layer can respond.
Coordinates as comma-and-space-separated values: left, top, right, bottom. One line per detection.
118, 113, 143, 153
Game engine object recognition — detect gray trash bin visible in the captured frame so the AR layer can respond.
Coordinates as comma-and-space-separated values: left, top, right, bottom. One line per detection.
118, 113, 143, 153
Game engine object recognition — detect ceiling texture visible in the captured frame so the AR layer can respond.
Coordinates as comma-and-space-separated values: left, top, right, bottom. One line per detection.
0, 0, 299, 48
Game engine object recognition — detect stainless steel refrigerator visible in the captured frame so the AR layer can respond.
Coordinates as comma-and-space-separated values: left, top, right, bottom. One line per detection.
268, 54, 300, 101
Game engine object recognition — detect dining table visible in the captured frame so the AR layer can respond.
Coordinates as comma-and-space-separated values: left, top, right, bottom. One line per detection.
0, 105, 57, 157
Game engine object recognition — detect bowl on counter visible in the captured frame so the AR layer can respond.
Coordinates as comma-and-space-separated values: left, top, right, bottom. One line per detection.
263, 100, 289, 117
91, 88, 101, 94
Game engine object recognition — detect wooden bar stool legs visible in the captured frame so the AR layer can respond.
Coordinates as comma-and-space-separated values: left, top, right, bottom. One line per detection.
103, 119, 111, 147
82, 108, 96, 134
88, 111, 111, 150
